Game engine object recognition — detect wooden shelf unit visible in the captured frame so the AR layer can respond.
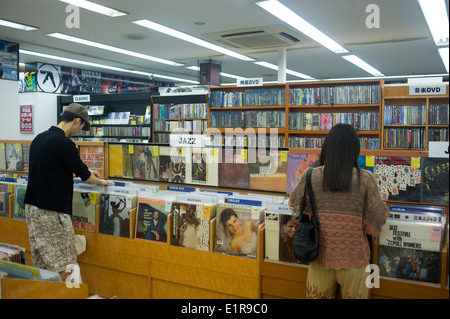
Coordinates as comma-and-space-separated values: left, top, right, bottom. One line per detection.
382, 84, 449, 150
208, 80, 384, 149
151, 94, 209, 144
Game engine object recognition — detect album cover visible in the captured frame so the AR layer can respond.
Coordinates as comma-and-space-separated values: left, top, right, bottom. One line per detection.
158, 146, 186, 183
5, 143, 23, 171
143, 145, 159, 181
108, 144, 124, 178
249, 149, 287, 193
218, 148, 249, 189
71, 190, 100, 232
378, 245, 441, 284
99, 192, 137, 238
184, 147, 219, 186
13, 184, 27, 220
214, 202, 263, 258
0, 144, 6, 170
379, 219, 445, 252
264, 204, 300, 264
79, 145, 105, 178
135, 194, 175, 243
373, 156, 421, 202
170, 201, 216, 251
421, 157, 449, 204
0, 182, 14, 218
132, 144, 147, 179
286, 153, 320, 194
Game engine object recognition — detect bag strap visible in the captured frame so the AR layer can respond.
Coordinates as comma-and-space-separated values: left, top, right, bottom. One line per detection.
306, 168, 316, 217
299, 168, 316, 216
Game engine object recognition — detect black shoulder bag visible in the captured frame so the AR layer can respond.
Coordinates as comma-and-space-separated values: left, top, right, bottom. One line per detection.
292, 167, 319, 263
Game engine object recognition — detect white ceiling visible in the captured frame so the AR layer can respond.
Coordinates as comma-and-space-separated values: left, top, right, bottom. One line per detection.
0, 0, 449, 85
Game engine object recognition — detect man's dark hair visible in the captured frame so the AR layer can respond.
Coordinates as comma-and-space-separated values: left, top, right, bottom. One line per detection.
320, 124, 361, 192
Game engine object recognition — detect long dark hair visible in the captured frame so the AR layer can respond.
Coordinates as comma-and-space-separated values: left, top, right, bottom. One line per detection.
320, 124, 360, 192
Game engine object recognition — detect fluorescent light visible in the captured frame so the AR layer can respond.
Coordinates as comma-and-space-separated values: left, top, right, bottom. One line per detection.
131, 19, 255, 62
19, 49, 198, 84
59, 0, 127, 17
46, 33, 184, 67
341, 55, 385, 76
418, 0, 449, 46
186, 66, 244, 80
254, 61, 315, 80
438, 47, 449, 72
256, 0, 348, 54
0, 18, 38, 31
326, 73, 449, 81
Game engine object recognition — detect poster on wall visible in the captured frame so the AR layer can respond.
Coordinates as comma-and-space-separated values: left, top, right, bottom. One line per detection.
0, 39, 19, 81
19, 105, 33, 134
36, 63, 61, 93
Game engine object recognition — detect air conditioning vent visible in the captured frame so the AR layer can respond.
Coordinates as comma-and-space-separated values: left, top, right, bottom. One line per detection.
202, 25, 311, 50
279, 32, 300, 43
221, 30, 265, 38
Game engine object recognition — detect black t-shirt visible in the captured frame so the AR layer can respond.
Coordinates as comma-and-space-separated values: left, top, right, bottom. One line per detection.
24, 126, 91, 215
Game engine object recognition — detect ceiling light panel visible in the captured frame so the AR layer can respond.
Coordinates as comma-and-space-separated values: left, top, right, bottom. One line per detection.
59, 0, 128, 17
46, 33, 184, 66
417, 0, 449, 46
0, 18, 38, 31
342, 55, 385, 76
438, 47, 449, 72
131, 19, 256, 62
256, 0, 348, 54
20, 49, 198, 84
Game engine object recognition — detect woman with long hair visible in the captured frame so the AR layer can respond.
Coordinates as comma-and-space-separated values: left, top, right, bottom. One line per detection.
289, 124, 388, 299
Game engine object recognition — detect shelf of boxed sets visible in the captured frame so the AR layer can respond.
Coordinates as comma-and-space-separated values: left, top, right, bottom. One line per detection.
382, 84, 449, 151
261, 147, 449, 299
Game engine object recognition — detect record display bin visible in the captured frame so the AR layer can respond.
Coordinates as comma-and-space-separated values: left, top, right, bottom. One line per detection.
0, 142, 448, 299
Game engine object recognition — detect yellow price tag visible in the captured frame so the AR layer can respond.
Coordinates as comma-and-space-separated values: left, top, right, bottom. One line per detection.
280, 151, 287, 162
90, 193, 97, 205
180, 147, 185, 157
1, 143, 4, 150
129, 145, 134, 154
153, 146, 159, 156
366, 156, 375, 167
411, 157, 420, 168
211, 148, 218, 159
130, 120, 136, 125
241, 149, 247, 161
203, 206, 211, 219
16, 143, 21, 151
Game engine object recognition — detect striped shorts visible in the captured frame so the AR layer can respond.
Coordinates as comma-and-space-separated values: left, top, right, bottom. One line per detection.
25, 204, 77, 273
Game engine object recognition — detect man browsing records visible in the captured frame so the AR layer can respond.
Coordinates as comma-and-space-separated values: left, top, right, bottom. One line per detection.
24, 103, 113, 282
